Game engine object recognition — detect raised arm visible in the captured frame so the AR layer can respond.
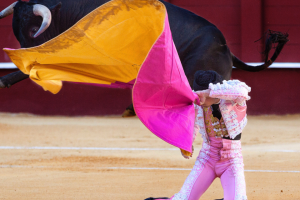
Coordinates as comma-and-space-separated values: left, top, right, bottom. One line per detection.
194, 80, 251, 105
208, 80, 251, 104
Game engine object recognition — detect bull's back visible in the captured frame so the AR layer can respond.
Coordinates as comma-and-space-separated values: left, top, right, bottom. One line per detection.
30, 0, 231, 79
30, 0, 110, 32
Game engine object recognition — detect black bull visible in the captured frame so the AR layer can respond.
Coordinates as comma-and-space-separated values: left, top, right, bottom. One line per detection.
0, 0, 288, 116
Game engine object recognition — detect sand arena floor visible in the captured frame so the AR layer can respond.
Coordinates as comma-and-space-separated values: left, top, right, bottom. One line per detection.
0, 113, 299, 200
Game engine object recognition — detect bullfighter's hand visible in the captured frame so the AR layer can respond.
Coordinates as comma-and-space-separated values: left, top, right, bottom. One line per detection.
194, 89, 210, 105
180, 146, 194, 159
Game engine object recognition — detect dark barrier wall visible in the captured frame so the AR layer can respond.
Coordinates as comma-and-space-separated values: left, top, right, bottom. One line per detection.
0, 0, 131, 116
0, 69, 133, 116
1, 69, 299, 116
232, 69, 300, 115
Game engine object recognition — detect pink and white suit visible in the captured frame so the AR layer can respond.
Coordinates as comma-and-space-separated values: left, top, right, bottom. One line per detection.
171, 80, 251, 200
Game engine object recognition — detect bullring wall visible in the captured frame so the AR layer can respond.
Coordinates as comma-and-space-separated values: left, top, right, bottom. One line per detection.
0, 0, 299, 115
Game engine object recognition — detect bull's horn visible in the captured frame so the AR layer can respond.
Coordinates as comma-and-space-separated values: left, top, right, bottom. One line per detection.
0, 2, 17, 19
33, 4, 52, 38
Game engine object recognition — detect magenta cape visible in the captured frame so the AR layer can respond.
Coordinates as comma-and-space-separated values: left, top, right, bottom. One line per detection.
133, 15, 198, 153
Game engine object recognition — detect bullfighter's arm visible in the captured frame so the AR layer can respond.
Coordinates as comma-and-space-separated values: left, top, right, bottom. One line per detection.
194, 80, 251, 105
208, 80, 251, 105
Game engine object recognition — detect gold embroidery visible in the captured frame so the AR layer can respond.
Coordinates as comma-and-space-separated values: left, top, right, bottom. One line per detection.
204, 107, 211, 126
203, 107, 230, 138
206, 127, 211, 134
223, 130, 229, 137
212, 117, 219, 123
215, 131, 223, 137
220, 117, 229, 137
214, 124, 221, 129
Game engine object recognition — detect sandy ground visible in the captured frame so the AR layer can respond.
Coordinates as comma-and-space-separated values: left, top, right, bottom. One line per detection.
0, 113, 299, 200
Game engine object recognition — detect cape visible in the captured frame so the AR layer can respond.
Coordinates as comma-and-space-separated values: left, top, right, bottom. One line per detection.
4, 0, 198, 152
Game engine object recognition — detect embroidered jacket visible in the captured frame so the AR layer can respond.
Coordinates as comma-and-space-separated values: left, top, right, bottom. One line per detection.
193, 80, 251, 143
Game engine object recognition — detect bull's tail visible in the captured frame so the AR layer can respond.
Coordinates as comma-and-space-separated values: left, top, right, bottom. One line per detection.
232, 30, 289, 72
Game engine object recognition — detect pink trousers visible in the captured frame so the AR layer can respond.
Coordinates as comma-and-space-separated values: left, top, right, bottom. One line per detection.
171, 137, 247, 200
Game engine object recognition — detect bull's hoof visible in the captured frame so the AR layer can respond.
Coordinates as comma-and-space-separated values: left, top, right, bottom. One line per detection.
215, 198, 224, 200
144, 198, 169, 200
122, 109, 136, 117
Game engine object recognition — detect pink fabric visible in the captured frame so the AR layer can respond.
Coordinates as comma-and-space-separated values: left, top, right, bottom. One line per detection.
233, 104, 247, 122
208, 80, 251, 104
219, 100, 248, 139
133, 14, 198, 152
221, 168, 237, 200
221, 139, 243, 159
222, 101, 247, 123
171, 137, 247, 200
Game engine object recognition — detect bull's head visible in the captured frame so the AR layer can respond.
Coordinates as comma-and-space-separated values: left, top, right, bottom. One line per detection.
0, 0, 61, 48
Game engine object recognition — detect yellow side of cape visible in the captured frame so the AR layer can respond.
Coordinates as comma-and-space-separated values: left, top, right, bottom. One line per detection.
4, 0, 166, 94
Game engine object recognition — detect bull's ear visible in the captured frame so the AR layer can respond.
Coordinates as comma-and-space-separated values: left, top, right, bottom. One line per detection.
50, 2, 62, 13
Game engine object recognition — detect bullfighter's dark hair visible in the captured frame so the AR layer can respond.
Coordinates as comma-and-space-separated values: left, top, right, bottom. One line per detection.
193, 70, 223, 91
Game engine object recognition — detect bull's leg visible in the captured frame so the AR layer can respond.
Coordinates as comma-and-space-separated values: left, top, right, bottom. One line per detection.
122, 103, 136, 117
0, 70, 29, 88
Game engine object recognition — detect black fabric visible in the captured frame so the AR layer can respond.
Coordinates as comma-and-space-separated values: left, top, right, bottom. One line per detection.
211, 104, 241, 140
223, 133, 241, 140
211, 104, 222, 120
193, 70, 223, 91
